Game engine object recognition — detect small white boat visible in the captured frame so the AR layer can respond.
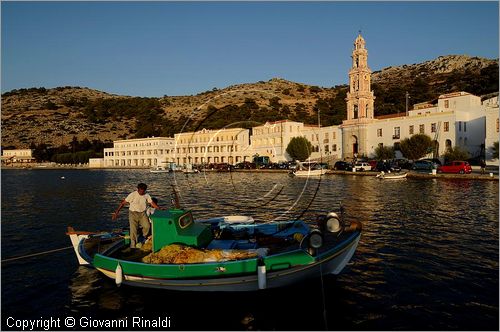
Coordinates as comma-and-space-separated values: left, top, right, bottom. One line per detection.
376, 171, 407, 179
290, 161, 328, 177
150, 165, 170, 173
292, 169, 328, 177
182, 164, 199, 174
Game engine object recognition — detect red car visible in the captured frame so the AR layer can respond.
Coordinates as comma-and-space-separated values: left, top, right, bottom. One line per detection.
437, 161, 472, 174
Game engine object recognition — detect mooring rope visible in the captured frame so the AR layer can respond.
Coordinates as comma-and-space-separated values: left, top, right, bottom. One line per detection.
319, 262, 329, 330
1, 245, 73, 264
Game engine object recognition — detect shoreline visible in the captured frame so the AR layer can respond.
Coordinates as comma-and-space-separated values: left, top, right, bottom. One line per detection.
2, 165, 498, 181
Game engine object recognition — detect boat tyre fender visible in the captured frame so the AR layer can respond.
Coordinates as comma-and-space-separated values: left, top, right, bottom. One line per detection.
257, 257, 267, 290
300, 229, 323, 256
115, 262, 123, 287
317, 212, 343, 234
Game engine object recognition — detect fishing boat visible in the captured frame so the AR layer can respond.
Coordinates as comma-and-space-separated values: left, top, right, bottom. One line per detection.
67, 191, 362, 292
290, 161, 328, 177
376, 171, 407, 179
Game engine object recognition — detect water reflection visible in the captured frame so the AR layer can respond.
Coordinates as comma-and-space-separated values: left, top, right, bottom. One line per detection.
2, 169, 498, 330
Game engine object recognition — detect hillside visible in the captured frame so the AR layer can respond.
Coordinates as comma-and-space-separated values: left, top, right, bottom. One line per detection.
1, 55, 498, 149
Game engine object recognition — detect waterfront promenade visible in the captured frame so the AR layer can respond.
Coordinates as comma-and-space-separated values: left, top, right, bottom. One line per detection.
2, 163, 498, 180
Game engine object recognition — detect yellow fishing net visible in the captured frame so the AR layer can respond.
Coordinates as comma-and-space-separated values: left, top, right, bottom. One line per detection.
141, 243, 266, 264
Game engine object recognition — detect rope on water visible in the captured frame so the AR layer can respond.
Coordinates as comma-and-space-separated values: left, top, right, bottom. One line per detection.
1, 245, 73, 264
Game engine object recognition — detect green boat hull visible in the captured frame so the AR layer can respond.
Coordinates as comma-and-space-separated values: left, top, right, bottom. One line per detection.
81, 228, 361, 291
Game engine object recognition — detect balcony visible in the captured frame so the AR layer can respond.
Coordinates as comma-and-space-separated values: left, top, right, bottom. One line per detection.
392, 135, 400, 139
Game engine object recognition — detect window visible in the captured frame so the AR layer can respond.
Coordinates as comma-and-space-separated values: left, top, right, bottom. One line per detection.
497, 119, 499, 133
409, 125, 414, 135
332, 132, 336, 139
324, 145, 329, 152
419, 124, 425, 134
332, 144, 337, 151
444, 100, 449, 108
354, 105, 358, 119
377, 128, 383, 137
393, 127, 400, 139
444, 122, 449, 132
431, 123, 436, 133
394, 142, 401, 151
464, 122, 467, 132
464, 137, 468, 146
458, 121, 462, 131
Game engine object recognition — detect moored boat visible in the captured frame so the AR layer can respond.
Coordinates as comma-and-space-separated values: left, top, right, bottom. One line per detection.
150, 165, 171, 173
290, 161, 328, 177
376, 171, 408, 179
67, 193, 362, 291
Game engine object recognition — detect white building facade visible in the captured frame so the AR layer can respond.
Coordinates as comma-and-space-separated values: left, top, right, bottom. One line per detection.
100, 34, 498, 168
173, 127, 251, 166
103, 137, 175, 167
367, 92, 491, 161
484, 96, 499, 165
341, 34, 498, 164
1, 149, 35, 164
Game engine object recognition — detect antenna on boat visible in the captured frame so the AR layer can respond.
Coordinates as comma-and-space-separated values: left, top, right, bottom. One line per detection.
170, 185, 181, 209
339, 201, 345, 227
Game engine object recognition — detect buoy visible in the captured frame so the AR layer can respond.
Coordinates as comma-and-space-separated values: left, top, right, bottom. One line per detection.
115, 263, 123, 286
257, 258, 266, 290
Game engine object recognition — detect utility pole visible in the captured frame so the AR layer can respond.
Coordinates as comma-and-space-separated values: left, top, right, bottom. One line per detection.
405, 91, 410, 117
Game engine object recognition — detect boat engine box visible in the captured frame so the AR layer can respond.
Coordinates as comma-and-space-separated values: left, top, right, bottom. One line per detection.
151, 209, 213, 252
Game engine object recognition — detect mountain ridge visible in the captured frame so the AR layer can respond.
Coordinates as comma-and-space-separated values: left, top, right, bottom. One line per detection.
2, 54, 498, 149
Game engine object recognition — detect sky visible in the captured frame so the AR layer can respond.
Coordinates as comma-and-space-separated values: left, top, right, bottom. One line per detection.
1, 1, 499, 97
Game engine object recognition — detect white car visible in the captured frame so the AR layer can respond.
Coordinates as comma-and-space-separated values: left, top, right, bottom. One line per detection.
353, 162, 370, 171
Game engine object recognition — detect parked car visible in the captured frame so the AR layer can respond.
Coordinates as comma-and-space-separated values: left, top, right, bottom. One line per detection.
420, 158, 442, 166
394, 158, 413, 169
375, 161, 401, 172
353, 162, 370, 172
437, 161, 472, 174
333, 161, 352, 171
234, 161, 256, 169
412, 160, 438, 171
368, 160, 378, 170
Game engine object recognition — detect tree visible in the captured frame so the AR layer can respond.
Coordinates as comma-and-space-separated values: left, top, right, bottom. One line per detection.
443, 146, 470, 163
493, 141, 499, 159
399, 134, 433, 160
286, 137, 313, 161
374, 145, 395, 160
269, 97, 281, 110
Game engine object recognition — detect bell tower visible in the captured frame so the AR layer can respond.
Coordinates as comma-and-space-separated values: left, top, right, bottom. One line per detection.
341, 33, 376, 159
345, 33, 375, 122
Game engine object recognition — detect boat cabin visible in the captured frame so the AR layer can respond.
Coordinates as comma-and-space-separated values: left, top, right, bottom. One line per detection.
150, 209, 213, 252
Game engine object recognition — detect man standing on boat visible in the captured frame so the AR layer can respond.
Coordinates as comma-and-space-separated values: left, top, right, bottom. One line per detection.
112, 183, 162, 248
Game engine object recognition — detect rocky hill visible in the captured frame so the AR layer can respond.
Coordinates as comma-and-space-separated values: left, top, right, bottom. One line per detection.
1, 55, 498, 149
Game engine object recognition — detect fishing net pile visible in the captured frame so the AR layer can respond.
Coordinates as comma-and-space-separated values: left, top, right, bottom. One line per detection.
141, 243, 267, 264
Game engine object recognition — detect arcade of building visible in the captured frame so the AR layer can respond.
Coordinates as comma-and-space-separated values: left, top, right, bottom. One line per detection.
101, 34, 499, 168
